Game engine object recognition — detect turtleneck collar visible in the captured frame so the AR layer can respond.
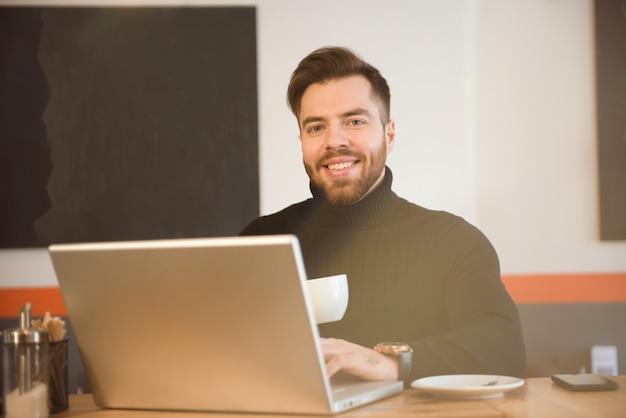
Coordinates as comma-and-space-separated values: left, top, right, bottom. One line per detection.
307, 166, 400, 230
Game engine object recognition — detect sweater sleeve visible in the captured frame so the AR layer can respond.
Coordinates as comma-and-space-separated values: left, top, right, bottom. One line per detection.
407, 220, 527, 381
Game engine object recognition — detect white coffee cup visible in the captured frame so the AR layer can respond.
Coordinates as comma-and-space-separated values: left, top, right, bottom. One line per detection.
306, 274, 349, 324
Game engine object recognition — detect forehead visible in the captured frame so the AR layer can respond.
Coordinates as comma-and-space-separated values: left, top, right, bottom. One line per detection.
299, 75, 380, 120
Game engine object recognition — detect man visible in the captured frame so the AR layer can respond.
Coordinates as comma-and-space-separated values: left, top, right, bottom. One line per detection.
241, 46, 527, 384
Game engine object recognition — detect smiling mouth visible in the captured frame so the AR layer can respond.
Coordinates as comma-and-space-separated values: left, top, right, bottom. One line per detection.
326, 161, 356, 170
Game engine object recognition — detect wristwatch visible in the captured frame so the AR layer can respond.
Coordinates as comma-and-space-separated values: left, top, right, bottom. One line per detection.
374, 342, 413, 381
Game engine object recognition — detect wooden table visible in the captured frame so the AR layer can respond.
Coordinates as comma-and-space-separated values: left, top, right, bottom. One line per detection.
54, 376, 626, 418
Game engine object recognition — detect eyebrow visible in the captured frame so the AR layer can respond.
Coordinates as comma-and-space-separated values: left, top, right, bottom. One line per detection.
300, 108, 373, 127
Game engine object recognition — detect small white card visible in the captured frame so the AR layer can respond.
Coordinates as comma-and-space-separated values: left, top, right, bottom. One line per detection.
591, 345, 618, 376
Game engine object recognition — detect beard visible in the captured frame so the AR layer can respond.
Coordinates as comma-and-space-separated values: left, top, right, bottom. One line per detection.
306, 141, 387, 206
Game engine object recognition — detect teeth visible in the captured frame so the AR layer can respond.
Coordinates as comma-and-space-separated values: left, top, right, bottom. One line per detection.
327, 162, 354, 170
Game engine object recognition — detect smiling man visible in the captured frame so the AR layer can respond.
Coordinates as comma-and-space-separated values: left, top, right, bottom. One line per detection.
241, 46, 527, 385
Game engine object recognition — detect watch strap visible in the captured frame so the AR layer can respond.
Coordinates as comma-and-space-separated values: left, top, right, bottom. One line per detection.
397, 350, 412, 381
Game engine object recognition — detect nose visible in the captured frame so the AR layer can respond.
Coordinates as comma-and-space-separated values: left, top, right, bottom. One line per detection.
324, 123, 349, 149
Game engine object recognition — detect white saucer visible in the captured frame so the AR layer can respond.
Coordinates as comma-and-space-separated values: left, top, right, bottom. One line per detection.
411, 374, 524, 400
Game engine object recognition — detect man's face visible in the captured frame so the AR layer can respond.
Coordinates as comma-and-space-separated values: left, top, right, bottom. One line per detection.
298, 75, 395, 205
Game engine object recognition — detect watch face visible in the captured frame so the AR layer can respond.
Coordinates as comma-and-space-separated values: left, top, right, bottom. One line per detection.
375, 342, 412, 354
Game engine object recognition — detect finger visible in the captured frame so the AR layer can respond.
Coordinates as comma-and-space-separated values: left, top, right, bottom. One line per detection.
325, 355, 342, 379
319, 337, 347, 359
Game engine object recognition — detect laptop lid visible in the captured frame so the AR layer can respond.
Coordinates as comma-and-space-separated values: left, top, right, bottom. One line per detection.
49, 235, 401, 414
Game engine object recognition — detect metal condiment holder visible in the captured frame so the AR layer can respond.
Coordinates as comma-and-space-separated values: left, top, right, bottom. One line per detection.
2, 303, 50, 418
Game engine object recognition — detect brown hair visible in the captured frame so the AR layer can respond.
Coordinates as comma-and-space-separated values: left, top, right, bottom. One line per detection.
287, 46, 391, 125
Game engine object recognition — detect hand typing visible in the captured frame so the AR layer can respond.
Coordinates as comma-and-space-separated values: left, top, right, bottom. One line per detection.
320, 337, 400, 381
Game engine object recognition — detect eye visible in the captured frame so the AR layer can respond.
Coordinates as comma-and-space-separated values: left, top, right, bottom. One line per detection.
348, 119, 365, 127
305, 125, 324, 135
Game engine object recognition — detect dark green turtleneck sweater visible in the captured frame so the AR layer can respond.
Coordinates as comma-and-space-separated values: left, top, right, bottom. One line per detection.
241, 167, 527, 381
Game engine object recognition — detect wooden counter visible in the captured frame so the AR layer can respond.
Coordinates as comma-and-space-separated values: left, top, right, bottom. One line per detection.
54, 375, 626, 418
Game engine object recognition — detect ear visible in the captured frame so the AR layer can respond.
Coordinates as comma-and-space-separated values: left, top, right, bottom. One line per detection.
385, 119, 396, 154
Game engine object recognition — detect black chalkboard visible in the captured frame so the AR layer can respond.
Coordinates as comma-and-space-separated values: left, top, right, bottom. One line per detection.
595, 1, 626, 240
0, 7, 259, 247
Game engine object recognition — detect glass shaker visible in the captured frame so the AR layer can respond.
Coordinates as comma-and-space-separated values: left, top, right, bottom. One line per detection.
2, 303, 50, 418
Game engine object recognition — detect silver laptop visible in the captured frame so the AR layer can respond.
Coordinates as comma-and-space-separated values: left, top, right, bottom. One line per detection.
49, 235, 402, 414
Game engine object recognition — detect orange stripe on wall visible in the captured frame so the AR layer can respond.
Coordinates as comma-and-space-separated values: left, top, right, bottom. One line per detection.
1, 273, 626, 318
0, 287, 66, 319
501, 273, 626, 304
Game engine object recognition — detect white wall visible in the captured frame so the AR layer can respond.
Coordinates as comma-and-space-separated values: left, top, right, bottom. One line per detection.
1, 0, 625, 289
474, 0, 626, 274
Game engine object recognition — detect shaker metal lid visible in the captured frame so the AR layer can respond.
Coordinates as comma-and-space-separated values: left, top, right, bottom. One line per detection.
3, 327, 49, 345
2, 302, 49, 345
